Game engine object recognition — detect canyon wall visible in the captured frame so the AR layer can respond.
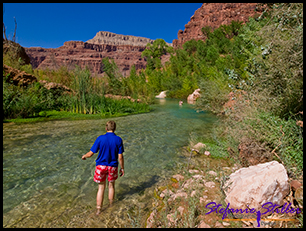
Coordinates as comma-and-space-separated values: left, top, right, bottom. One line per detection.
25, 30, 173, 77
25, 39, 148, 77
25, 4, 264, 76
172, 3, 263, 48
86, 31, 154, 46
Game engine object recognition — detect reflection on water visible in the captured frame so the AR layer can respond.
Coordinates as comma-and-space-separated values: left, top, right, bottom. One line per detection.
158, 98, 166, 105
3, 99, 217, 227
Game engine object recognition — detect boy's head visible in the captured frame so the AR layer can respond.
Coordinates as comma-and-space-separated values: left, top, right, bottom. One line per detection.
106, 120, 116, 132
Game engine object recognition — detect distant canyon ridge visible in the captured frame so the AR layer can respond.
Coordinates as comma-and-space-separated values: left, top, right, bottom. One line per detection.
25, 3, 263, 77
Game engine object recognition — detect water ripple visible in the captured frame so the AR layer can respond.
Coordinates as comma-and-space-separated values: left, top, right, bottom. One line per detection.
3, 99, 217, 227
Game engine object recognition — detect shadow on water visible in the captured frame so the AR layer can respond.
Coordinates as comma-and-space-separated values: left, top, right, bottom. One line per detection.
117, 175, 160, 199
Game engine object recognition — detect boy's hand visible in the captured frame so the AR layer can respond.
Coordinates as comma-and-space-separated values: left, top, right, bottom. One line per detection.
82, 151, 94, 160
120, 168, 124, 177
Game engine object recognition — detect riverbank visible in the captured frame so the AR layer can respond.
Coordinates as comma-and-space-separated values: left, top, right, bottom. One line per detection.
3, 106, 153, 124
143, 139, 303, 228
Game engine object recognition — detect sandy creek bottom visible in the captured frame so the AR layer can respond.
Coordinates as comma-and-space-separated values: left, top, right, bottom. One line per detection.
3, 99, 217, 227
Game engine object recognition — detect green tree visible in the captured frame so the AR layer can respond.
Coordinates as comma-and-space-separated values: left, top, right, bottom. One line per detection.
201, 25, 212, 39
195, 40, 207, 59
251, 3, 303, 118
230, 20, 243, 36
101, 57, 123, 95
205, 45, 219, 65
141, 39, 170, 70
183, 39, 198, 55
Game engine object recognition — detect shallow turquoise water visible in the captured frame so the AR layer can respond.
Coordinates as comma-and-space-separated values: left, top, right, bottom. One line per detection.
3, 99, 217, 227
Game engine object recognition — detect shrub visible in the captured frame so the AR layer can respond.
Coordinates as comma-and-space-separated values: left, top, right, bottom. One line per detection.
251, 3, 303, 118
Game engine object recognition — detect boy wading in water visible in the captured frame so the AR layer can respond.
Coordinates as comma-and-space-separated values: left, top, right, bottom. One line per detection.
82, 120, 124, 215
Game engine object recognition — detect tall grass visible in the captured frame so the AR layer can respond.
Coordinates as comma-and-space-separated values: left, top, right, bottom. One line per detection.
102, 57, 156, 103
3, 63, 151, 120
3, 71, 68, 119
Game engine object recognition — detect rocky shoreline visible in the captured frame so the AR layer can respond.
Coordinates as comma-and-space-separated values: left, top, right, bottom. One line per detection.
144, 142, 303, 228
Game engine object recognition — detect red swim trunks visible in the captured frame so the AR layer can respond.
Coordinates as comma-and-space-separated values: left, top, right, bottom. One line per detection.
93, 165, 118, 183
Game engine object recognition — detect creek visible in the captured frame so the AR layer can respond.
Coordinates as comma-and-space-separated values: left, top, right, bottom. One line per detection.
3, 98, 217, 227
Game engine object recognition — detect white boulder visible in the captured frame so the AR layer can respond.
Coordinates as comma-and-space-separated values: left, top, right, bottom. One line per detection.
187, 88, 201, 104
155, 90, 167, 98
223, 161, 290, 214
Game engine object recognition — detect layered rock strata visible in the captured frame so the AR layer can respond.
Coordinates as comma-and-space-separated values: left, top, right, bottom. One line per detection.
25, 41, 148, 77
25, 30, 174, 77
86, 31, 154, 46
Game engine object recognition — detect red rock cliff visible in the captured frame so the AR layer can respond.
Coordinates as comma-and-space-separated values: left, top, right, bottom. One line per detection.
173, 3, 263, 48
25, 40, 148, 77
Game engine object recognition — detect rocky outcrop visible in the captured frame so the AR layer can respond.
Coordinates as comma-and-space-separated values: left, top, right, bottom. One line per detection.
3, 39, 31, 65
3, 64, 73, 94
173, 3, 264, 48
3, 64, 37, 87
86, 31, 155, 46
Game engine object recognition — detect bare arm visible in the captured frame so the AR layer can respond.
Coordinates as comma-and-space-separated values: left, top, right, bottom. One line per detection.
82, 151, 94, 160
118, 153, 124, 176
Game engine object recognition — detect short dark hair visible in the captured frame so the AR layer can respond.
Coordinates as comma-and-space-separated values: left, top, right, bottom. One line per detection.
106, 120, 116, 132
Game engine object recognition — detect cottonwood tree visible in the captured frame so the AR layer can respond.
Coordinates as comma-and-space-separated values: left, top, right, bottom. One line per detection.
141, 39, 171, 70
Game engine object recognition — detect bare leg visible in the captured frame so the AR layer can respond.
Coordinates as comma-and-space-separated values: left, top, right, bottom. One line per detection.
108, 181, 115, 206
96, 181, 106, 215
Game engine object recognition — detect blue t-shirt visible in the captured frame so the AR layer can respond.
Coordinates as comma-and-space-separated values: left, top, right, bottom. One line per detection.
90, 132, 124, 167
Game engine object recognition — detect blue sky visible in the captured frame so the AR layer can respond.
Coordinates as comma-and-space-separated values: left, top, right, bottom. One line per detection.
3, 3, 203, 48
